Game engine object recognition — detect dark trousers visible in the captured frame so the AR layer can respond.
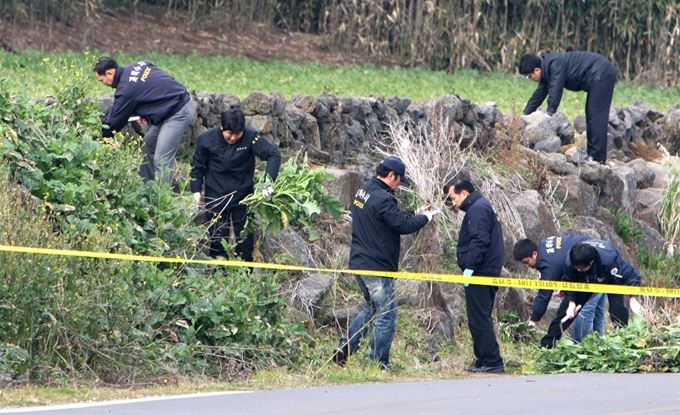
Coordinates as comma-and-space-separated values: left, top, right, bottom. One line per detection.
465, 284, 503, 367
208, 204, 254, 261
606, 293, 629, 326
585, 64, 617, 163
541, 292, 629, 348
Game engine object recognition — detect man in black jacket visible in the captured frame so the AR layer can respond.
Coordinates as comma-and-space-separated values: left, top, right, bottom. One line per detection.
445, 178, 505, 373
562, 240, 643, 321
332, 156, 437, 369
518, 51, 617, 163
93, 56, 194, 183
190, 109, 281, 260
513, 235, 605, 348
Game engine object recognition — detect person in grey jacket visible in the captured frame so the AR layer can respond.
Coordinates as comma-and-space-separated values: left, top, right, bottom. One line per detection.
518, 51, 617, 163
93, 56, 194, 183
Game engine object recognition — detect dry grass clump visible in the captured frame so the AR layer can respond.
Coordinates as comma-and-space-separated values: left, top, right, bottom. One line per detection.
380, 108, 527, 266
630, 139, 664, 162
658, 166, 680, 256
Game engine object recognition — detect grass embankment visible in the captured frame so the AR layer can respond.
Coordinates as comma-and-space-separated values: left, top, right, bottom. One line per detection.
3, 50, 679, 120
0, 307, 533, 408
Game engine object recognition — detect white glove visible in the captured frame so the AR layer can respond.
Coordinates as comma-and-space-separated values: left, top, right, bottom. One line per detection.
262, 185, 274, 199
561, 301, 582, 323
422, 208, 441, 222
527, 320, 537, 328
415, 206, 429, 216
463, 268, 473, 287
629, 296, 643, 316
192, 192, 202, 206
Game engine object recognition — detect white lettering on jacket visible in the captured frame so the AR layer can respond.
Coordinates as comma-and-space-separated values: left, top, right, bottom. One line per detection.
352, 189, 371, 209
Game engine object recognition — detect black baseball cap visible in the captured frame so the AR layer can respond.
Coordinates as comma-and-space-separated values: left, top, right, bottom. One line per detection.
380, 156, 413, 185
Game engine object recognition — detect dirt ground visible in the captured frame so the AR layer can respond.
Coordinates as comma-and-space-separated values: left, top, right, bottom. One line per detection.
0, 6, 398, 67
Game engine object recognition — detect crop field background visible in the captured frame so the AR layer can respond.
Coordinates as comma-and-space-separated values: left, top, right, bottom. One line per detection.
3, 50, 679, 120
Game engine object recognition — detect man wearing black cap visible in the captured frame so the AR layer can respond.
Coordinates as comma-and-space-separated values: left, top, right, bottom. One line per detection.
518, 51, 617, 164
93, 56, 194, 183
190, 108, 281, 260
332, 156, 438, 369
445, 178, 505, 373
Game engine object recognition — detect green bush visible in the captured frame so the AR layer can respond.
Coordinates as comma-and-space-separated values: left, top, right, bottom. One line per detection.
659, 168, 680, 255
0, 57, 306, 384
0, 58, 202, 258
637, 246, 680, 288
611, 208, 644, 245
532, 317, 680, 374
148, 266, 307, 376
0, 165, 156, 383
498, 311, 540, 344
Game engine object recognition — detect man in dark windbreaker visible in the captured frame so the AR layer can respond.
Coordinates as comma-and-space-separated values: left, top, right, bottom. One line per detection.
190, 109, 280, 260
562, 239, 643, 322
513, 235, 608, 348
518, 51, 617, 164
93, 56, 194, 183
332, 156, 437, 369
446, 178, 504, 373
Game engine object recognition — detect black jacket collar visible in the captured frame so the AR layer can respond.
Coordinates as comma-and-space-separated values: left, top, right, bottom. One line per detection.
112, 66, 124, 88
371, 177, 394, 194
460, 191, 481, 212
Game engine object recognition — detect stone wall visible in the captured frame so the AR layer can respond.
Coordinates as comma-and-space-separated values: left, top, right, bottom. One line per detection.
99, 92, 498, 166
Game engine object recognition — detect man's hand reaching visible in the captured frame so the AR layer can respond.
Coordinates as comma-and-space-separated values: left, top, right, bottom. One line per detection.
421, 208, 441, 222
562, 301, 582, 323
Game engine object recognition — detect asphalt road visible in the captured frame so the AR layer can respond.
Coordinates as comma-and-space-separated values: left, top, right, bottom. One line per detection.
2, 373, 679, 415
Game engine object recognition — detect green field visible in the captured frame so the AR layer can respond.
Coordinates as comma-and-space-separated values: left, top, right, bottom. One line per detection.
3, 50, 680, 120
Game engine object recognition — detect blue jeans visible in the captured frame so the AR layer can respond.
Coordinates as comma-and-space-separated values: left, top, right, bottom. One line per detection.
571, 293, 606, 342
140, 100, 194, 184
347, 275, 396, 366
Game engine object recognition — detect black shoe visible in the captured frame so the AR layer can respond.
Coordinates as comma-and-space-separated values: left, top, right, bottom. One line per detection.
466, 364, 505, 373
332, 338, 349, 367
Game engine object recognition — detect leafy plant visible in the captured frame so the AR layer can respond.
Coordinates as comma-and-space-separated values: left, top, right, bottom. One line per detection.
532, 317, 680, 374
498, 311, 540, 343
145, 265, 308, 376
0, 344, 30, 385
241, 153, 343, 240
637, 246, 680, 287
612, 208, 644, 244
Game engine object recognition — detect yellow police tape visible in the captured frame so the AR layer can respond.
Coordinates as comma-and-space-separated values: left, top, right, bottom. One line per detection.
1, 244, 679, 298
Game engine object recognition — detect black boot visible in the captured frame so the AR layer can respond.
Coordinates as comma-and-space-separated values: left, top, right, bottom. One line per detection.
332, 337, 349, 367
